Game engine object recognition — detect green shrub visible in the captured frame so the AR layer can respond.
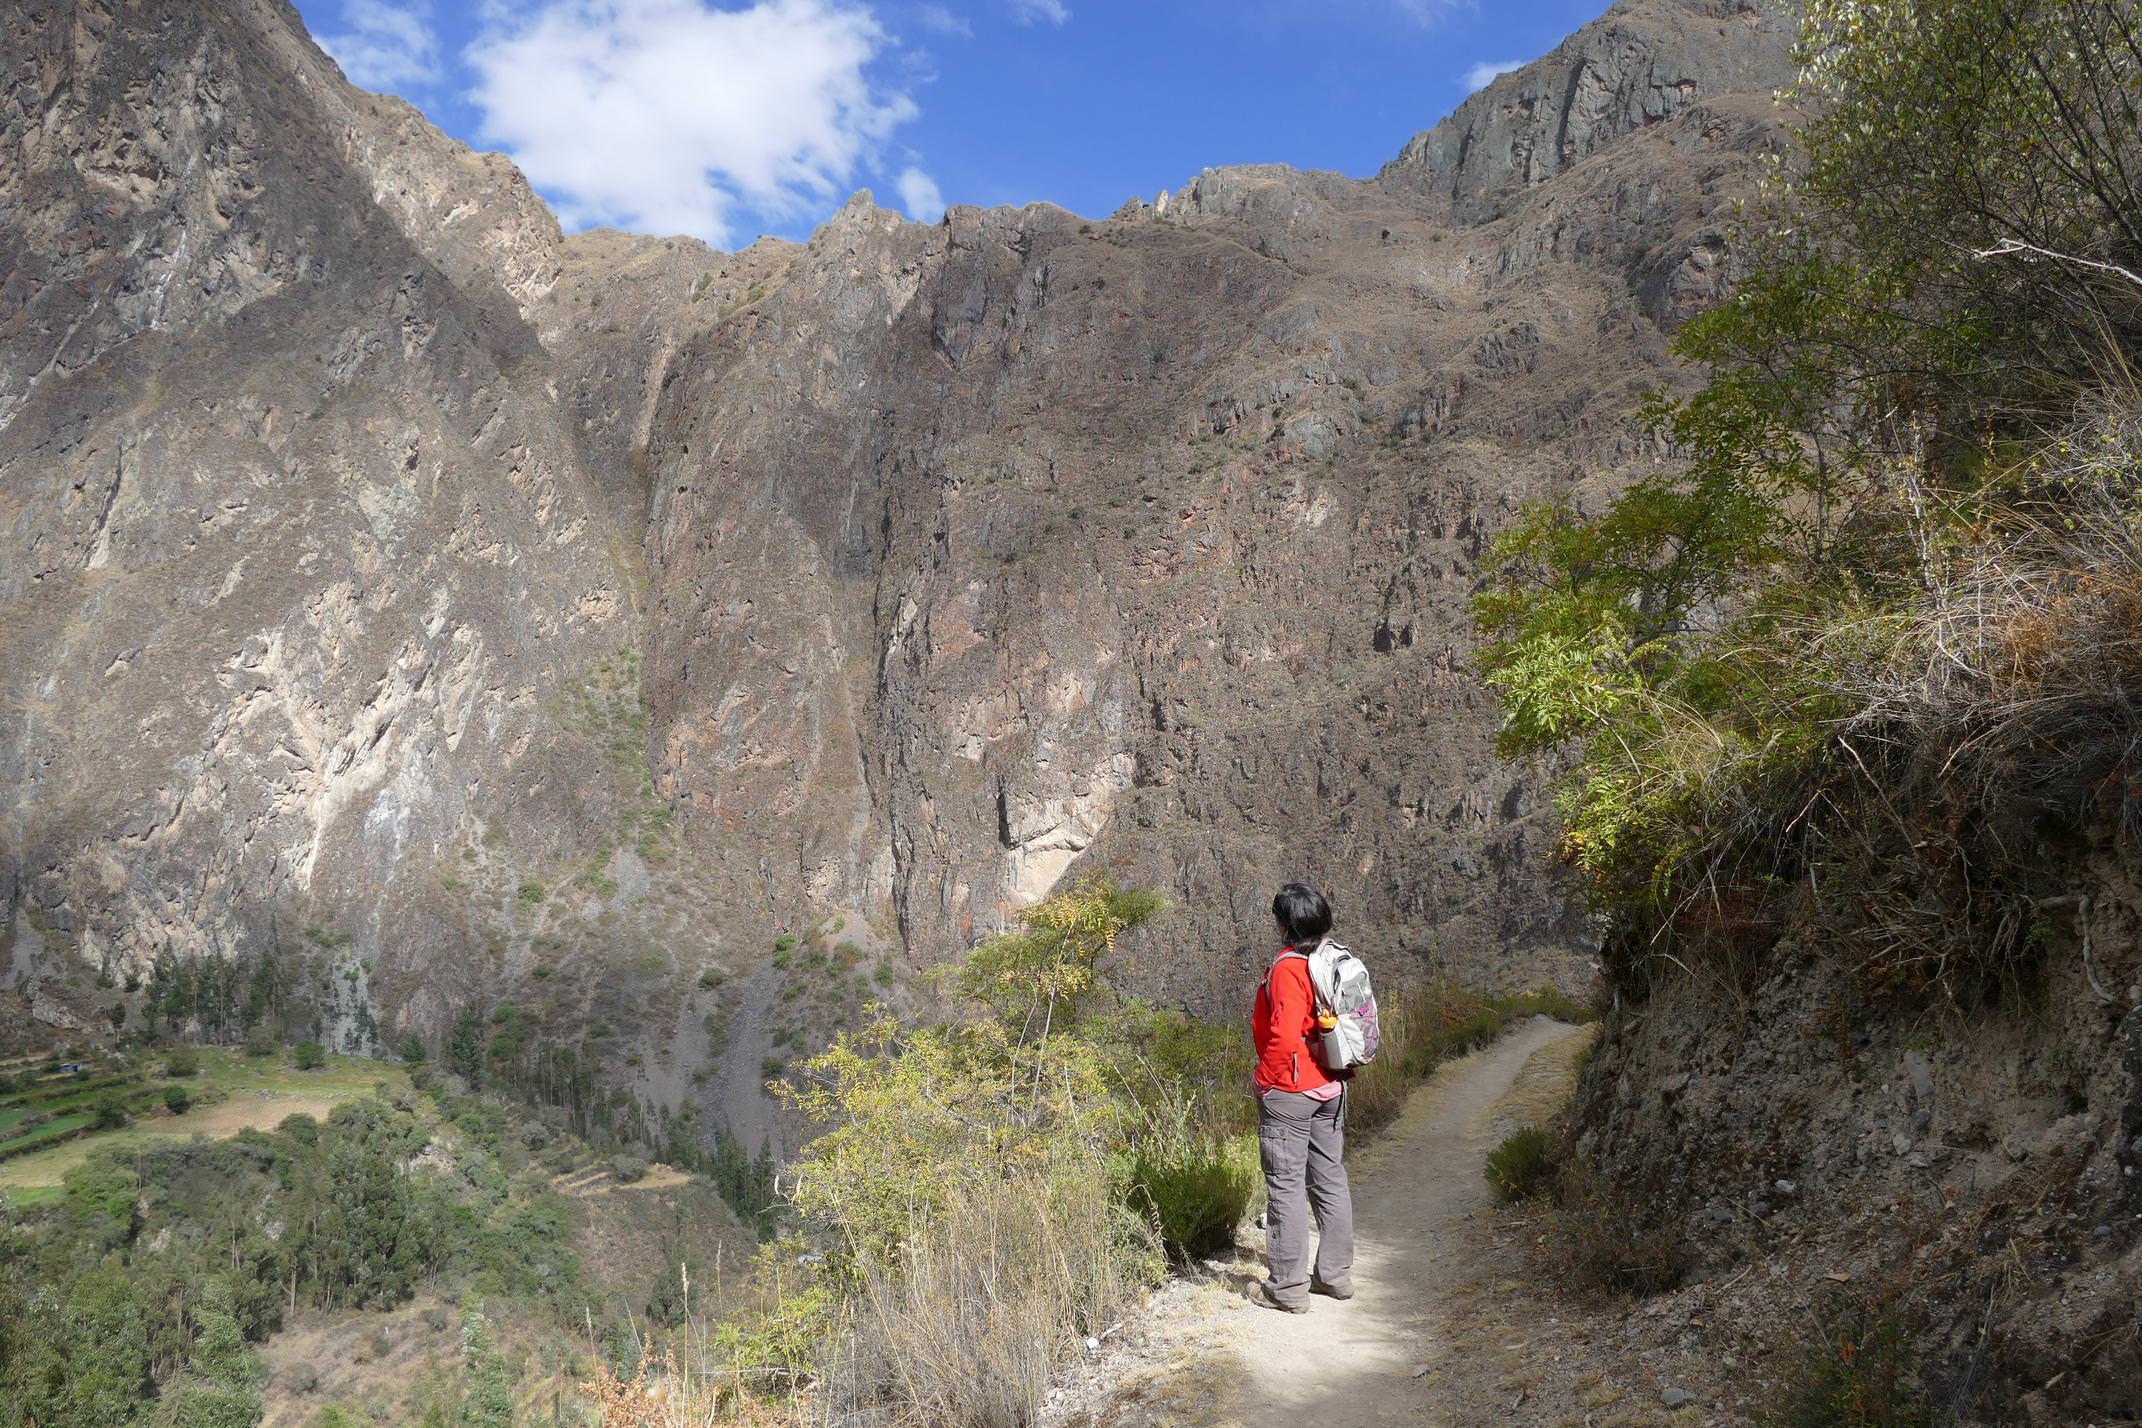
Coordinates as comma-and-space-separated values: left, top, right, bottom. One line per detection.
293, 1041, 326, 1070
610, 1154, 648, 1183
396, 1030, 426, 1065
1484, 1126, 1558, 1200
1121, 1127, 1257, 1262
243, 1038, 276, 1058
162, 1085, 192, 1116
90, 1094, 128, 1130
632, 883, 1183, 1427
162, 1045, 200, 1078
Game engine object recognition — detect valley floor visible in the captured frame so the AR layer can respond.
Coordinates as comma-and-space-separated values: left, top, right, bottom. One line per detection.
1045, 1019, 1736, 1428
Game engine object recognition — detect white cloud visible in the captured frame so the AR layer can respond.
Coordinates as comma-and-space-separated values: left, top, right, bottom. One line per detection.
321, 0, 441, 90
1008, 0, 1067, 24
895, 165, 945, 221
1391, 0, 1466, 26
466, 0, 918, 246
1462, 59, 1524, 91
914, 3, 970, 36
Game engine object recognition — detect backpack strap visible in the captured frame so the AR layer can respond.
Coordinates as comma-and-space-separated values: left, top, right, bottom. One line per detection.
1263, 947, 1325, 1012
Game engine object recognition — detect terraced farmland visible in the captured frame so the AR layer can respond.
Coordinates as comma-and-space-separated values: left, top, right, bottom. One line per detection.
0, 1047, 409, 1208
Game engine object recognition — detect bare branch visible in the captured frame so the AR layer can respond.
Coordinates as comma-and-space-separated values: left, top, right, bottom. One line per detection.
1972, 237, 2142, 289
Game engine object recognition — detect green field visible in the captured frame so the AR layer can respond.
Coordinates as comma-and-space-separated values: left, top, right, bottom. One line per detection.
0, 1048, 409, 1207
1, 1113, 92, 1154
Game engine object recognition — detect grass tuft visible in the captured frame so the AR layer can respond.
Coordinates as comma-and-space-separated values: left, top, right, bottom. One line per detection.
1549, 1160, 1689, 1297
1484, 1126, 1559, 1201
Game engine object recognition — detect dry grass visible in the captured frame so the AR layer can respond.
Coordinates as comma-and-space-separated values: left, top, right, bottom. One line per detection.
1803, 419, 2142, 995
818, 1166, 1155, 1428
1626, 398, 2142, 1003
1548, 1159, 1690, 1298
582, 1344, 795, 1428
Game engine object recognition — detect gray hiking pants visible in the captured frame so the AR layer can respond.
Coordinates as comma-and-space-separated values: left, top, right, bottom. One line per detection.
1257, 1088, 1353, 1305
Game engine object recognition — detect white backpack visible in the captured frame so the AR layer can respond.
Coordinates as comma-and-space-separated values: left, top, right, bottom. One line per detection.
1278, 939, 1382, 1071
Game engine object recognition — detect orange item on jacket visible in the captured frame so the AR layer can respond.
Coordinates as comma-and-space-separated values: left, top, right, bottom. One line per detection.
1251, 946, 1343, 1096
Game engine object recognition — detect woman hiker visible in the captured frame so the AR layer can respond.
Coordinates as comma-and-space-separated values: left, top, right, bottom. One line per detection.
1248, 882, 1355, 1312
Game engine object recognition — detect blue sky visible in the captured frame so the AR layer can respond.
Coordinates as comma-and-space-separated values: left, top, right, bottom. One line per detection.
294, 0, 1609, 250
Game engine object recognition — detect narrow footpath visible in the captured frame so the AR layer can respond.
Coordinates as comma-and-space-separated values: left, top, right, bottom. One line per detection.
1217, 1016, 1583, 1422
1047, 1016, 1606, 1428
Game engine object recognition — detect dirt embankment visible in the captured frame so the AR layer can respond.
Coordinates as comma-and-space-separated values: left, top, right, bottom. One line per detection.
1574, 852, 2142, 1425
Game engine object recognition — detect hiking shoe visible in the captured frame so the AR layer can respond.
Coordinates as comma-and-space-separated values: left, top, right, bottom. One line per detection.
1310, 1277, 1353, 1301
1247, 1281, 1309, 1314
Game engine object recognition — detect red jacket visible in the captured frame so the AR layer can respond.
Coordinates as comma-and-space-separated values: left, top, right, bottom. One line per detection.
1251, 946, 1341, 1095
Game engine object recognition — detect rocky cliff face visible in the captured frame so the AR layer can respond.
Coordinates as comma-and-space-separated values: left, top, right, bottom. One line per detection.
0, 0, 1798, 1144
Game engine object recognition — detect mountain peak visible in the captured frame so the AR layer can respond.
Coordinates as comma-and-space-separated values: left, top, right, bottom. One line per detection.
1382, 0, 1798, 221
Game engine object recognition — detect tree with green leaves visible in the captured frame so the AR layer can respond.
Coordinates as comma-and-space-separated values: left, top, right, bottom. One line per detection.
12, 1266, 155, 1428
453, 1304, 516, 1428
780, 880, 1174, 1265
646, 1253, 694, 1327
149, 1280, 265, 1428
447, 1008, 486, 1084
1473, 0, 2142, 994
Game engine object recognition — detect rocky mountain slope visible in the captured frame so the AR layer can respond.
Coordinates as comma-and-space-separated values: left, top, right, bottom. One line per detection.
0, 0, 1797, 1146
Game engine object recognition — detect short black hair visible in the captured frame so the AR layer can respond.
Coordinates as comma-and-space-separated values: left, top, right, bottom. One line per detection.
1271, 883, 1332, 946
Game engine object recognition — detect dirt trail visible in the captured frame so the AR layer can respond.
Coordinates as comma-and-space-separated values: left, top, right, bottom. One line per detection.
1208, 1016, 1584, 1423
